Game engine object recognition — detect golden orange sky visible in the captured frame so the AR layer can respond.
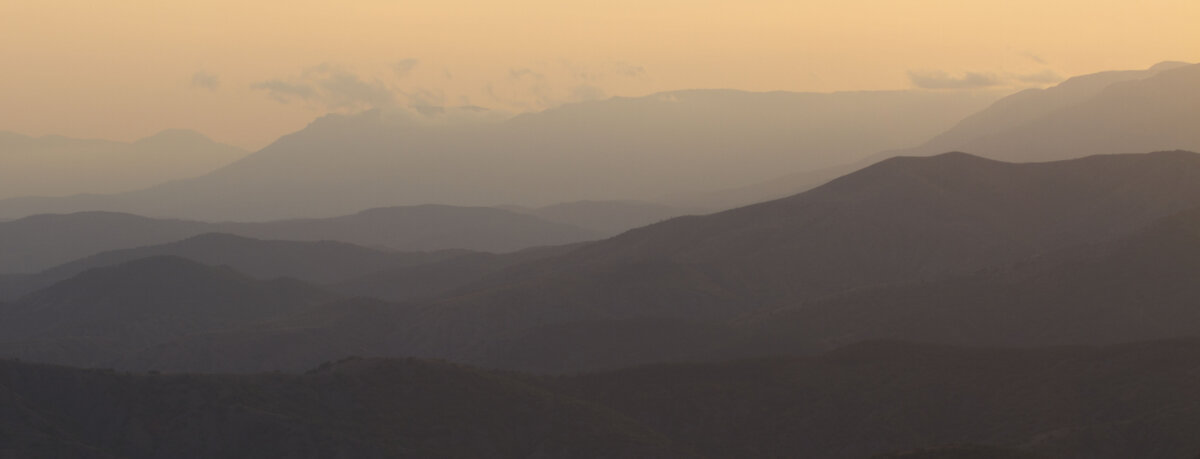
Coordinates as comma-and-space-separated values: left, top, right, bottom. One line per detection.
1, 0, 1197, 150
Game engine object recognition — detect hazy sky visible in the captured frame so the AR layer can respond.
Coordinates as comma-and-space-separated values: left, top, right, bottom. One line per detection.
2, 0, 1197, 150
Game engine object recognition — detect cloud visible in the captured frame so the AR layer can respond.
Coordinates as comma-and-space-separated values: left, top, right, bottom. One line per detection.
1014, 69, 1063, 84
191, 71, 220, 90
612, 62, 647, 78
1022, 51, 1048, 65
908, 70, 1003, 90
251, 64, 395, 110
394, 58, 419, 78
568, 85, 606, 102
402, 87, 446, 108
250, 80, 318, 104
508, 68, 547, 81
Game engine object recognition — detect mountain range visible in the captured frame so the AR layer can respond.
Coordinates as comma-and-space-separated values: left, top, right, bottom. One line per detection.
0, 129, 246, 199
0, 89, 1002, 221
396, 150, 1200, 367
8, 151, 1200, 373
0, 205, 598, 274
683, 61, 1200, 209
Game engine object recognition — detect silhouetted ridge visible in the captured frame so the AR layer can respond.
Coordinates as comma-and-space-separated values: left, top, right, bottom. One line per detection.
396, 151, 1200, 368
0, 356, 678, 458
0, 204, 598, 274
0, 256, 337, 368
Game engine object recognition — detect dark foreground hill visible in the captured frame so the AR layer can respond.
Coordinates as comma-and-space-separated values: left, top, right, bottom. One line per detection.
0, 357, 678, 459
5, 340, 1200, 458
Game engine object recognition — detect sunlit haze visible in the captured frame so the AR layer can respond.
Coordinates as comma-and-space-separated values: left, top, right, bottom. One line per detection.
2, 0, 1197, 149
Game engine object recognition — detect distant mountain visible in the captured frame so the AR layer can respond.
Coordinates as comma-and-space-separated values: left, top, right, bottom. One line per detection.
0, 233, 469, 300
6, 339, 1200, 458
0, 256, 338, 368
0, 89, 1003, 221
400, 151, 1200, 365
23, 151, 1200, 375
507, 200, 692, 235
0, 211, 209, 273
0, 205, 598, 274
228, 204, 600, 253
0, 357, 678, 459
0, 129, 246, 199
330, 242, 585, 302
689, 62, 1200, 210
894, 61, 1200, 162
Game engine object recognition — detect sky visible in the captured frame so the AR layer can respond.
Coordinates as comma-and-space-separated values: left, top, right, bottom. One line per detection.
1, 0, 1197, 150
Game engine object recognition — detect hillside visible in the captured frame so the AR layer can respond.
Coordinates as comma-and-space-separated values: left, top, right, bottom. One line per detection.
7, 340, 1200, 458
0, 233, 468, 300
0, 205, 598, 274
0, 256, 338, 368
401, 151, 1200, 363
0, 357, 679, 458
548, 339, 1200, 458
744, 204, 1200, 350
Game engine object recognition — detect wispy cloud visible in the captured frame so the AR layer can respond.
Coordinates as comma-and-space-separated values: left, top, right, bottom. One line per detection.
907, 67, 1064, 90
394, 58, 419, 78
251, 64, 395, 110
191, 71, 220, 90
1021, 51, 1048, 65
908, 70, 1003, 90
1013, 69, 1063, 84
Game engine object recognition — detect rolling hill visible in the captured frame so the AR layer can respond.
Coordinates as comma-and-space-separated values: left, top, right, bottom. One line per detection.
743, 204, 1200, 350
399, 150, 1200, 364
0, 256, 338, 368
0, 205, 598, 274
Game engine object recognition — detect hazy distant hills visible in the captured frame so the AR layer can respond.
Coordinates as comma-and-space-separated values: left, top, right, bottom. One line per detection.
6, 339, 1200, 458
0, 89, 1001, 221
9, 151, 1200, 374
942, 63, 1200, 162
889, 61, 1200, 163
400, 151, 1200, 365
0, 233, 468, 300
506, 200, 691, 235
694, 61, 1200, 209
0, 205, 598, 274
0, 129, 246, 199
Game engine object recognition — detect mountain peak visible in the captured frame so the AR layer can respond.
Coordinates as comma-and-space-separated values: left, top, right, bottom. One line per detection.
1150, 61, 1193, 71
134, 129, 220, 146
